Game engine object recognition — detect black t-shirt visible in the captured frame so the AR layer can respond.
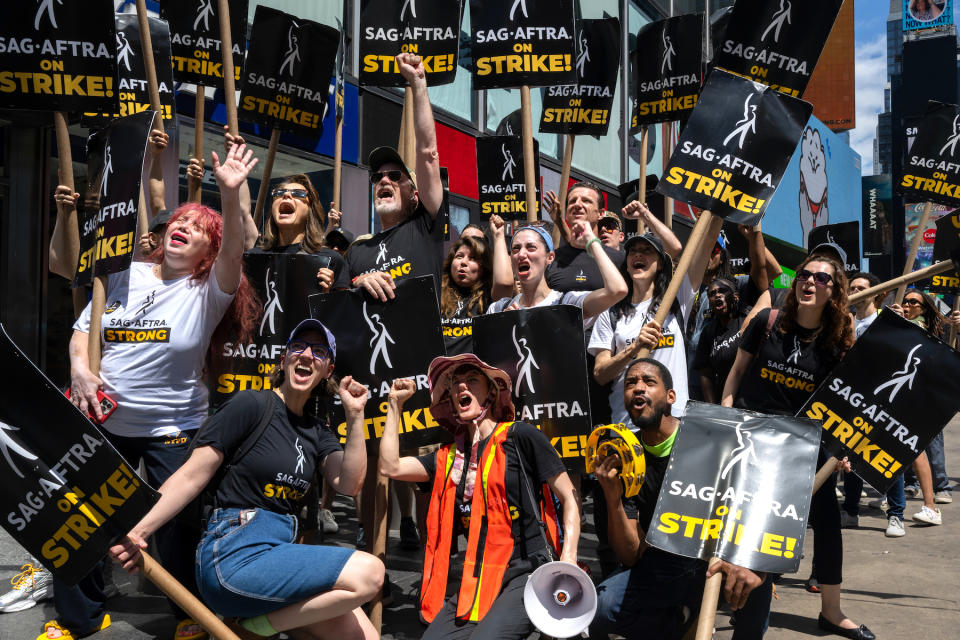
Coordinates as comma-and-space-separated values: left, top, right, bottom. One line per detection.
622, 445, 672, 534
192, 391, 343, 513
246, 244, 351, 290
547, 244, 626, 292
441, 297, 482, 356
694, 312, 747, 393
735, 308, 842, 415
346, 202, 444, 291
418, 422, 566, 559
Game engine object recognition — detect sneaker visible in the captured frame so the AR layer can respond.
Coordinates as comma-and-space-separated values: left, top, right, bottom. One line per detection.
885, 516, 905, 537
400, 517, 420, 550
912, 505, 943, 525
868, 498, 888, 512
355, 524, 366, 550
840, 511, 859, 528
174, 618, 208, 640
904, 485, 920, 498
319, 509, 339, 534
0, 564, 53, 613
934, 491, 953, 504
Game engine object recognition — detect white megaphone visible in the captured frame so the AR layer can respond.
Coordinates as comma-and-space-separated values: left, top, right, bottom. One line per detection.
523, 561, 597, 638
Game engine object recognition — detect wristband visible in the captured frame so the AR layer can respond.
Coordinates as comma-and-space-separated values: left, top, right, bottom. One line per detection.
586, 237, 603, 256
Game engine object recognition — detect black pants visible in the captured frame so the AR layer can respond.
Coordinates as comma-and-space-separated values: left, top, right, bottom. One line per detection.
809, 448, 843, 585
422, 571, 533, 640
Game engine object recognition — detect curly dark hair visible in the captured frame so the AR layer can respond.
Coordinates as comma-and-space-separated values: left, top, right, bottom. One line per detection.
440, 237, 493, 318
779, 255, 854, 354
903, 289, 946, 338
260, 174, 327, 253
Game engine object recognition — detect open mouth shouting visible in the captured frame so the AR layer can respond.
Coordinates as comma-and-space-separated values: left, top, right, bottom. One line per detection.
629, 391, 649, 415
169, 230, 189, 247
276, 199, 297, 218
516, 259, 532, 279
291, 361, 315, 385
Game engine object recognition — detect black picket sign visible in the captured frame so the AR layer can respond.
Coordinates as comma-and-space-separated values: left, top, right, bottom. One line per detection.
714, 0, 843, 98
160, 0, 249, 86
801, 312, 960, 493
476, 135, 541, 220
899, 101, 960, 209
928, 212, 960, 293
654, 69, 812, 225
0, 325, 158, 586
74, 110, 155, 287
334, 20, 346, 122
0, 0, 119, 114
359, 0, 461, 87
807, 221, 860, 273
473, 306, 592, 472
81, 15, 177, 127
861, 175, 893, 258
240, 6, 339, 140
633, 14, 703, 127
469, 0, 577, 89
308, 276, 448, 450
647, 402, 819, 574
539, 17, 620, 136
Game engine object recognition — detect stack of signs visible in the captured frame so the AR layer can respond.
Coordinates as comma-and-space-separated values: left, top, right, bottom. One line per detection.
74, 111, 155, 287
210, 253, 333, 408
0, 0, 118, 114
861, 175, 893, 258
632, 14, 703, 130
473, 306, 592, 472
0, 325, 159, 585
160, 0, 249, 86
655, 69, 813, 225
469, 0, 576, 89
647, 402, 819, 575
801, 312, 960, 492
899, 101, 960, 209
807, 221, 861, 273
359, 0, 461, 87
719, 223, 751, 276
539, 17, 620, 136
930, 211, 960, 293
713, 0, 843, 98
240, 6, 339, 141
307, 276, 447, 450
477, 135, 540, 220
82, 15, 176, 126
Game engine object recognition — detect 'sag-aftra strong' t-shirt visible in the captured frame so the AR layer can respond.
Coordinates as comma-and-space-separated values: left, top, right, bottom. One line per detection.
74, 261, 235, 437
192, 391, 342, 514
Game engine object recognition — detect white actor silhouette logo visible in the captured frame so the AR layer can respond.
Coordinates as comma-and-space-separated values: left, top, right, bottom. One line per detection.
939, 114, 960, 157
294, 437, 305, 474
826, 230, 836, 245
873, 344, 921, 403
786, 337, 802, 364
760, 0, 791, 43
723, 93, 757, 150
513, 326, 539, 395
116, 32, 135, 72
718, 228, 730, 248
0, 422, 39, 480
376, 242, 388, 264
576, 35, 590, 78
279, 24, 301, 76
364, 301, 395, 375
100, 145, 113, 198
501, 144, 516, 181
194, 0, 214, 31
509, 0, 528, 21
401, 0, 417, 20
35, 0, 61, 31
661, 28, 675, 74
260, 268, 284, 335
720, 421, 759, 481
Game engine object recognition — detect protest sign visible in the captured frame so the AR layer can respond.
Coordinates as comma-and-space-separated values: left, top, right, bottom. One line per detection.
0, 0, 119, 114
801, 311, 960, 493
469, 0, 576, 89
0, 324, 158, 586
240, 6, 339, 140
160, 0, 248, 86
334, 22, 346, 123
477, 135, 540, 220
539, 17, 620, 136
81, 14, 176, 127
714, 0, 843, 98
654, 69, 813, 225
807, 221, 860, 273
473, 306, 592, 472
633, 14, 703, 126
861, 175, 893, 257
359, 0, 461, 87
74, 110, 154, 287
929, 212, 960, 293
647, 402, 819, 574
308, 276, 448, 450
899, 101, 960, 209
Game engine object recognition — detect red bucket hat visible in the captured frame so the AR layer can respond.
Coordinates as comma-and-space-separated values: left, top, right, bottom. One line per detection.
428, 354, 515, 434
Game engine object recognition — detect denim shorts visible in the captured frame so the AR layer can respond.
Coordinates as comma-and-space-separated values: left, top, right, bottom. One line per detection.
196, 507, 354, 617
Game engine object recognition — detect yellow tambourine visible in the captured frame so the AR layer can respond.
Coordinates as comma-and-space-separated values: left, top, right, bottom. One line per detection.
584, 424, 646, 498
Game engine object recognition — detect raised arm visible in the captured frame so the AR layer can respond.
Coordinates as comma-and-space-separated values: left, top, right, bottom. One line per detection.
379, 379, 430, 482
322, 377, 370, 496
721, 347, 755, 408
212, 144, 258, 294
146, 128, 168, 217
739, 224, 770, 292
546, 471, 580, 564
622, 201, 681, 259
397, 53, 442, 217
488, 215, 515, 300
223, 126, 259, 250
575, 220, 628, 319
49, 185, 80, 279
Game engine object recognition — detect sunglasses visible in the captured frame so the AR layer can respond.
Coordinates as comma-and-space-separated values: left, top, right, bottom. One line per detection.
272, 188, 309, 200
795, 269, 834, 287
902, 299, 923, 307
369, 170, 406, 184
287, 340, 331, 360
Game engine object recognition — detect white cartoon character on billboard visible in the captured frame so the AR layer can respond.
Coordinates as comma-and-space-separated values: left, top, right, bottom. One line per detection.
799, 126, 828, 245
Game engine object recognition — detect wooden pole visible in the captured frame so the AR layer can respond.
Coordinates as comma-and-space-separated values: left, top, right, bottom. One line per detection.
695, 557, 722, 640
664, 122, 674, 230
637, 125, 649, 235
252, 129, 281, 230
555, 134, 575, 245
520, 86, 537, 223
54, 112, 86, 318
189, 90, 205, 203
849, 259, 956, 305
367, 472, 390, 633
217, 0, 239, 135
332, 117, 343, 211
136, 0, 164, 127
895, 201, 934, 304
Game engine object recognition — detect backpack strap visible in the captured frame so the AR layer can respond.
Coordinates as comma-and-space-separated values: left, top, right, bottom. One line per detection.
759, 308, 780, 352
212, 390, 278, 508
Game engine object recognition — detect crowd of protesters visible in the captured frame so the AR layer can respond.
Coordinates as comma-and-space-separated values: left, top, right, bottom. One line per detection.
5, 52, 960, 640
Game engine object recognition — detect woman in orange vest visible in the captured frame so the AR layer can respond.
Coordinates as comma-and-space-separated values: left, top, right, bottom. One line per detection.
380, 353, 580, 639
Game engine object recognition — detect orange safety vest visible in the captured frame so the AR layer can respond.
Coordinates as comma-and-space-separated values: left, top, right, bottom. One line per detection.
419, 421, 561, 624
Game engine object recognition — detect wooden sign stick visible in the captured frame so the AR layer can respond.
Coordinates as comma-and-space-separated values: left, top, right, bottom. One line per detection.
134, 0, 163, 236
252, 129, 281, 229
189, 90, 205, 203
217, 0, 239, 136
333, 115, 343, 212
895, 201, 934, 304
637, 125, 649, 235
520, 86, 538, 223
555, 134, 575, 246
664, 122, 674, 230
849, 259, 956, 305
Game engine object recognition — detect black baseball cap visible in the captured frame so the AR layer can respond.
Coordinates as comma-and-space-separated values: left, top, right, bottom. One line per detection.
326, 226, 355, 248
149, 210, 172, 233
624, 232, 673, 277
808, 242, 847, 268
368, 147, 416, 186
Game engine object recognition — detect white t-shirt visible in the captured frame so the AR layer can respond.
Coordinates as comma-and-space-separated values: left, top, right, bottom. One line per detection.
588, 275, 695, 423
74, 262, 235, 438
487, 289, 594, 328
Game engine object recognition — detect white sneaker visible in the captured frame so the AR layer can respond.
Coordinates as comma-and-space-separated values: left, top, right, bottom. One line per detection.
912, 505, 943, 525
0, 564, 53, 613
840, 511, 859, 528
319, 508, 339, 534
934, 491, 953, 504
869, 498, 888, 512
885, 516, 905, 537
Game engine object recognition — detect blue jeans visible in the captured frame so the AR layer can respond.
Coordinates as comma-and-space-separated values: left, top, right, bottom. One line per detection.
904, 432, 950, 492
886, 474, 906, 520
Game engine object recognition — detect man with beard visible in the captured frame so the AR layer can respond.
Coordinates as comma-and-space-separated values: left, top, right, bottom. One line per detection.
590, 358, 766, 639
347, 52, 444, 301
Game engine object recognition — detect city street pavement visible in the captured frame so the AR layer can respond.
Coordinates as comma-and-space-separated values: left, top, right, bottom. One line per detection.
0, 418, 957, 639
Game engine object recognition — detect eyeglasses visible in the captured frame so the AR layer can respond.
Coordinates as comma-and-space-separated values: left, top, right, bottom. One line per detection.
902, 299, 923, 307
272, 188, 309, 200
287, 340, 330, 360
369, 170, 405, 184
795, 269, 834, 287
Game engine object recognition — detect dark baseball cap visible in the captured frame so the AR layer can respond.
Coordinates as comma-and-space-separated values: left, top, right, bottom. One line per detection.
149, 210, 173, 233
326, 226, 355, 248
287, 319, 337, 361
624, 232, 673, 277
808, 242, 847, 268
368, 146, 416, 186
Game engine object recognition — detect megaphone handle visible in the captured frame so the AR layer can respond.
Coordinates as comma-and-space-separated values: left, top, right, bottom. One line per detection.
695, 557, 723, 640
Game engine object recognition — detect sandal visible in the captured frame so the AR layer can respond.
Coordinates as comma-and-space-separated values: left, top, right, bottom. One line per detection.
175, 618, 208, 640
36, 615, 110, 640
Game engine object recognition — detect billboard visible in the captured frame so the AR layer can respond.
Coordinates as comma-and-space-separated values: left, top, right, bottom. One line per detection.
903, 201, 957, 270
802, 0, 855, 132
903, 0, 953, 32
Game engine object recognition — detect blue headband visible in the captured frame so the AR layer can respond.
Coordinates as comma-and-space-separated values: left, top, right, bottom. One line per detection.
515, 225, 554, 253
